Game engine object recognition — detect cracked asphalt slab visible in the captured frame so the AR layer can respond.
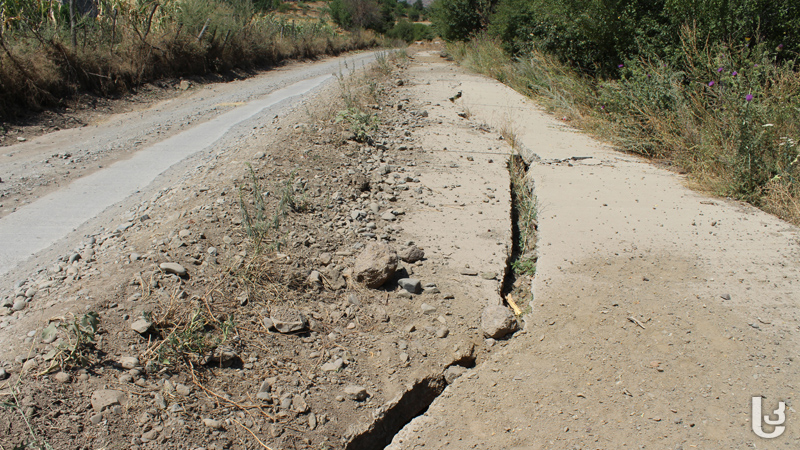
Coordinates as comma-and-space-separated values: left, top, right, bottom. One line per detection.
387, 50, 800, 449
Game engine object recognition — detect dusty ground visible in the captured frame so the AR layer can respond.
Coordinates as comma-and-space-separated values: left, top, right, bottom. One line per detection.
1, 44, 798, 450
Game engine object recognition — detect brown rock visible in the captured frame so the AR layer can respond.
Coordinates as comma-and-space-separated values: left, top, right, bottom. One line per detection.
353, 242, 397, 288
269, 307, 309, 334
398, 245, 425, 263
481, 305, 518, 339
91, 389, 125, 412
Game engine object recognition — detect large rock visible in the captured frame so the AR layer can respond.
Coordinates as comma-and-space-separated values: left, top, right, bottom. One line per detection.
353, 242, 397, 288
397, 278, 422, 294
269, 307, 308, 334
119, 356, 139, 369
131, 319, 152, 334
444, 365, 467, 384
398, 246, 425, 263
159, 262, 188, 277
481, 305, 518, 339
344, 385, 369, 401
91, 389, 125, 412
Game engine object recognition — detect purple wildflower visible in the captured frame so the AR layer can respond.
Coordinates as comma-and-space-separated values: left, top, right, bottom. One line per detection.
717, 67, 724, 72
746, 94, 753, 102
754, 64, 759, 68
732, 71, 738, 76
708, 81, 715, 87
618, 64, 624, 68
778, 44, 784, 49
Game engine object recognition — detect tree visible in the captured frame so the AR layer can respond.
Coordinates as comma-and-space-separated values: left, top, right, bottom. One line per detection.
430, 0, 495, 41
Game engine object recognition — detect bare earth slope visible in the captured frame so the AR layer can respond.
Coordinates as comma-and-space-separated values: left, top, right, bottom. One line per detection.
388, 52, 800, 449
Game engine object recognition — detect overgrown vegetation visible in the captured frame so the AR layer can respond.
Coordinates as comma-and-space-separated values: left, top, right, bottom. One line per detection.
0, 0, 382, 121
328, 0, 429, 39
433, 0, 798, 76
435, 1, 800, 224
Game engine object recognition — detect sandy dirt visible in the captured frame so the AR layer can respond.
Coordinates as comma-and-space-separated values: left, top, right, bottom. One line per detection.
0, 45, 798, 450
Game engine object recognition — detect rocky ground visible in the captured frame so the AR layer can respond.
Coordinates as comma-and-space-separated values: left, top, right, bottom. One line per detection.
0, 49, 527, 449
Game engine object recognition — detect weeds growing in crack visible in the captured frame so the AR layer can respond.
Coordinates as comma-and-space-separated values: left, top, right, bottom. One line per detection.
499, 122, 519, 149
503, 152, 538, 316
509, 155, 538, 274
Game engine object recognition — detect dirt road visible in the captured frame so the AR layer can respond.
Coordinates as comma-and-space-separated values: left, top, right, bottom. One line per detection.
0, 51, 379, 276
0, 47, 798, 450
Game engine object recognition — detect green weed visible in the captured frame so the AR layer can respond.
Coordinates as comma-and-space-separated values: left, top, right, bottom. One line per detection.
336, 107, 380, 143
145, 302, 237, 371
239, 163, 270, 242
240, 165, 308, 251
374, 51, 393, 76
511, 258, 537, 277
509, 155, 538, 259
38, 312, 100, 375
154, 309, 213, 368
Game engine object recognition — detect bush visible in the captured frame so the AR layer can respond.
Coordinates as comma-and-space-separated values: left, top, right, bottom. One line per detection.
436, 0, 799, 76
387, 20, 434, 43
328, 0, 392, 32
430, 0, 493, 41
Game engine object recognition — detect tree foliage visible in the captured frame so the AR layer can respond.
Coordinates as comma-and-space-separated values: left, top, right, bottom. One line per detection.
432, 0, 800, 76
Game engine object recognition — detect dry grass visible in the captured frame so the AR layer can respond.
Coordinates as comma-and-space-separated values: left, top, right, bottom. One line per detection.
0, 1, 381, 121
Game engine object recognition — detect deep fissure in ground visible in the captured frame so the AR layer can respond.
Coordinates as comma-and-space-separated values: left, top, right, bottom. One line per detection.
503, 154, 536, 303
346, 154, 535, 449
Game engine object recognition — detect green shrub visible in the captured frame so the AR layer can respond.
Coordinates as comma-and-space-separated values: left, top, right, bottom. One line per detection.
387, 20, 434, 43
336, 107, 380, 143
430, 0, 493, 41
436, 0, 799, 76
